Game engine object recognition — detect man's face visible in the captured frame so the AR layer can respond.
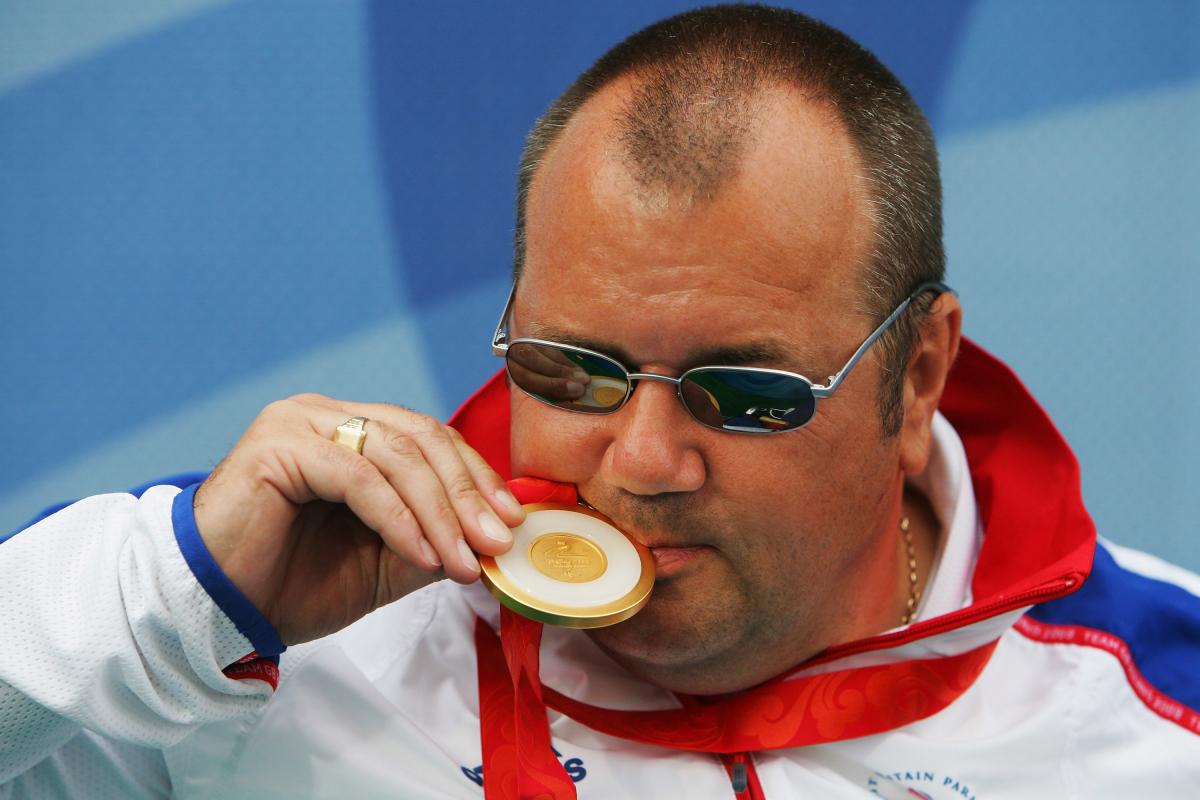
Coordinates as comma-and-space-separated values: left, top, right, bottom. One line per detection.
509, 85, 908, 693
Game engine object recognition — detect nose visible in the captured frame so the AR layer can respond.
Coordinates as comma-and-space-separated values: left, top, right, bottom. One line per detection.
600, 374, 707, 496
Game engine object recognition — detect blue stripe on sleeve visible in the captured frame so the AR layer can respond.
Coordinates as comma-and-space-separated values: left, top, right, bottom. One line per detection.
1029, 543, 1200, 711
171, 483, 286, 657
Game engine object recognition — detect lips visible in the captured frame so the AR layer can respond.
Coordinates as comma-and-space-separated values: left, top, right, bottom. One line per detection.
611, 524, 712, 577
649, 545, 710, 577
577, 493, 710, 577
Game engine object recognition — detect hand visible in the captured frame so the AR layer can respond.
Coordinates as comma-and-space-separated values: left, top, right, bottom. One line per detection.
192, 394, 525, 646
507, 343, 591, 401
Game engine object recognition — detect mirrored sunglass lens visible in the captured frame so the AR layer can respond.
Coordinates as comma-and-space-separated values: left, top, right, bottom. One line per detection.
506, 342, 629, 413
681, 370, 815, 433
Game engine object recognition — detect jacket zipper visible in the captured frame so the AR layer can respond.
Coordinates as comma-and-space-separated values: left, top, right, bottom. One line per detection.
722, 752, 762, 799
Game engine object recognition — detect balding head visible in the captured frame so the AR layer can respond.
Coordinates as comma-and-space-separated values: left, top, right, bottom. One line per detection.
514, 4, 944, 434
617, 57, 760, 208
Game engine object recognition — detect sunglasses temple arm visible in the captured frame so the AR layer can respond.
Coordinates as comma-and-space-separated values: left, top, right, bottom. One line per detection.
492, 284, 517, 356
812, 281, 953, 396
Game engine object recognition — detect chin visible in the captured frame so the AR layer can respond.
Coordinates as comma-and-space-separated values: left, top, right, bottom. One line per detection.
586, 581, 747, 682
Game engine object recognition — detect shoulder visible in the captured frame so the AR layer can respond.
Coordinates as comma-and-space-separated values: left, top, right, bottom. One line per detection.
1005, 542, 1200, 789
1021, 540, 1200, 726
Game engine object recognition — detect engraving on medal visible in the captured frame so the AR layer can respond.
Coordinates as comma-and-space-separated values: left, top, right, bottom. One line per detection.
529, 533, 608, 583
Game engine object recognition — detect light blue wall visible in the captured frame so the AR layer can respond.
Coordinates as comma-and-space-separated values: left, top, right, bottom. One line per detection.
2, 1, 1197, 570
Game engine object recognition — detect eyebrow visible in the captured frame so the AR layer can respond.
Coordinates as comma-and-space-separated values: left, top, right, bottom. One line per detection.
524, 322, 821, 374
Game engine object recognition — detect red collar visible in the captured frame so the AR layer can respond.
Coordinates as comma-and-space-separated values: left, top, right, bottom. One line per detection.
450, 338, 1095, 799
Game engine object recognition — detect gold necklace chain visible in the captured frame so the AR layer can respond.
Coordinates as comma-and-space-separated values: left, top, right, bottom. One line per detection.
899, 516, 921, 626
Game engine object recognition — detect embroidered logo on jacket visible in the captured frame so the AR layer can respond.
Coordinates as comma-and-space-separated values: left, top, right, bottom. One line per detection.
461, 748, 587, 788
866, 770, 985, 799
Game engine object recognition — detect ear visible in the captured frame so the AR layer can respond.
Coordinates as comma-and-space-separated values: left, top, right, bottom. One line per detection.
898, 292, 962, 476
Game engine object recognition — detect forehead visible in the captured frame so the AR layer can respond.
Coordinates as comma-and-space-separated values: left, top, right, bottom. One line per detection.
517, 82, 874, 368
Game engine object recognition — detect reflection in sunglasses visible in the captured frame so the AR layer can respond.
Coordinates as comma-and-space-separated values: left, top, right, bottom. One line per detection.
592, 385, 626, 407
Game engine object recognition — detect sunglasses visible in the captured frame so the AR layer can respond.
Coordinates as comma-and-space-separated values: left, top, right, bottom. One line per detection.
491, 281, 952, 434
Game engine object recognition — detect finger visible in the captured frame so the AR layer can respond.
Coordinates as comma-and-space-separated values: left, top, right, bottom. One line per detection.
388, 415, 517, 558
305, 401, 512, 581
516, 345, 589, 381
288, 402, 465, 577
295, 438, 443, 572
357, 418, 484, 582
317, 399, 520, 528
445, 425, 526, 526
375, 544, 445, 608
509, 360, 586, 400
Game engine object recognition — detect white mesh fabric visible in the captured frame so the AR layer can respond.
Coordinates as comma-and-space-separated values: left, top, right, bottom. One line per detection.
0, 486, 270, 787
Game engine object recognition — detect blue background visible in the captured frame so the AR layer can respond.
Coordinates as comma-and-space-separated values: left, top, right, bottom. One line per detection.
2, 1, 1197, 570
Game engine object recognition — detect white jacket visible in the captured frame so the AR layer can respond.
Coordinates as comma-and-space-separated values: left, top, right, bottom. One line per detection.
2, 341, 1198, 798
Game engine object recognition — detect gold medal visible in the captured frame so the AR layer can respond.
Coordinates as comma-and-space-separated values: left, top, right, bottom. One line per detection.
479, 503, 655, 628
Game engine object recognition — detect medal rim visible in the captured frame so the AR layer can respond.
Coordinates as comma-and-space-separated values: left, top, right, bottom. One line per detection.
478, 502, 656, 629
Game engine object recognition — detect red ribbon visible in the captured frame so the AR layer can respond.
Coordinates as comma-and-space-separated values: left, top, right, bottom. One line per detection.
476, 479, 579, 800
476, 611, 577, 800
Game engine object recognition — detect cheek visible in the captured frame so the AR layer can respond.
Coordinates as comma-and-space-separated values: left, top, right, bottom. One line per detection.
727, 414, 891, 540
509, 395, 609, 483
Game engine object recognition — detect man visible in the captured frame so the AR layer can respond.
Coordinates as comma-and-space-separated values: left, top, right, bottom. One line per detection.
2, 5, 1198, 798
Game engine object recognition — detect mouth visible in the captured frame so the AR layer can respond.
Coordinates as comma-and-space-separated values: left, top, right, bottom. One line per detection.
577, 492, 711, 579
648, 545, 711, 577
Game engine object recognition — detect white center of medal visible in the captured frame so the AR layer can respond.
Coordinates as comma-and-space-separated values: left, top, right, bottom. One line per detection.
496, 509, 641, 608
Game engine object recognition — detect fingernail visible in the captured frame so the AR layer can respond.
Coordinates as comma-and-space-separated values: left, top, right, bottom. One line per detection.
566, 381, 584, 397
479, 512, 513, 544
417, 537, 441, 567
457, 539, 480, 573
494, 489, 524, 518
572, 370, 589, 383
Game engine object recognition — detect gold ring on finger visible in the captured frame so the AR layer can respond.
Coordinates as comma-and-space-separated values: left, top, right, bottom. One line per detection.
333, 416, 369, 454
